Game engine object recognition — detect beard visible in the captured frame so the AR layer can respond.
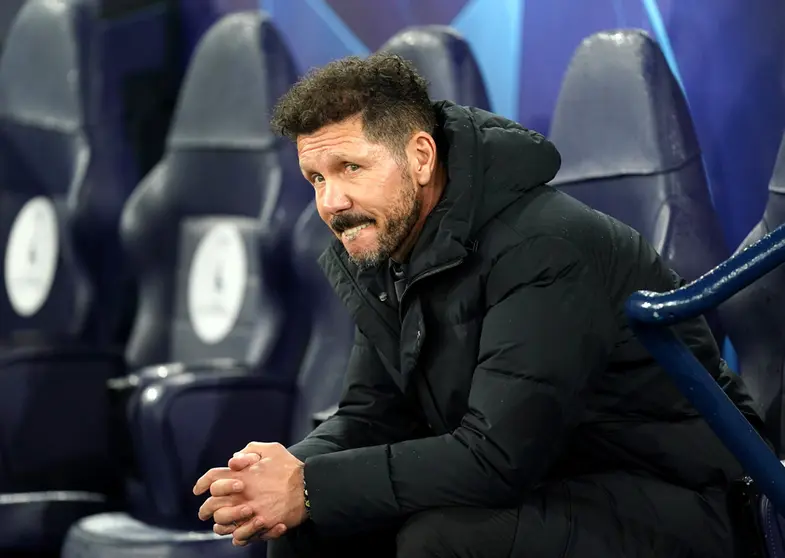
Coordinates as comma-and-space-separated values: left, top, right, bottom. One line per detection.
330, 173, 421, 271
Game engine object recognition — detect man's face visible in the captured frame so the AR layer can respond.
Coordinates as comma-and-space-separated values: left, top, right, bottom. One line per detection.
297, 116, 421, 270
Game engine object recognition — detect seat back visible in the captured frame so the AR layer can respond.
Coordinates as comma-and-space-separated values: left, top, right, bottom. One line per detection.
380, 25, 491, 110
289, 202, 355, 441
0, 0, 130, 347
549, 30, 728, 338
121, 11, 310, 372
718, 134, 785, 455
170, 216, 290, 369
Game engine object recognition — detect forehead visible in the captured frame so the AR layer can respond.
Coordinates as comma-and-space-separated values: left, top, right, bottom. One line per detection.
297, 117, 380, 169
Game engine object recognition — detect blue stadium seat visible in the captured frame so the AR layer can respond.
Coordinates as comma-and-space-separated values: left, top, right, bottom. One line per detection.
380, 25, 491, 110
288, 202, 355, 442
118, 9, 306, 373
718, 133, 785, 456
0, 0, 131, 553
62, 11, 310, 558
549, 29, 728, 339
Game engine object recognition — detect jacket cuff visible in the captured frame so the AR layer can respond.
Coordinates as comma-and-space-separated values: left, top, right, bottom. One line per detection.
303, 445, 399, 533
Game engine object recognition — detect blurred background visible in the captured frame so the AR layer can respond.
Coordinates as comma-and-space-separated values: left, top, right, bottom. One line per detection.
0, 0, 784, 556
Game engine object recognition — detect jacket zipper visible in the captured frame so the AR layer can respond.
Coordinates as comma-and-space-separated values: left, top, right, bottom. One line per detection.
397, 257, 465, 433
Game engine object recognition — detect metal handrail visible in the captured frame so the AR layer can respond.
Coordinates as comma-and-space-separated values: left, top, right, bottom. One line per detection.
625, 223, 785, 512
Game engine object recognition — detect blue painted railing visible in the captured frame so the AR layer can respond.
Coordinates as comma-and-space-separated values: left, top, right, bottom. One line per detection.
625, 223, 785, 513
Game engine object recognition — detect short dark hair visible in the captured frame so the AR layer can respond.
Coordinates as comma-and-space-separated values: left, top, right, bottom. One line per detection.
271, 53, 436, 158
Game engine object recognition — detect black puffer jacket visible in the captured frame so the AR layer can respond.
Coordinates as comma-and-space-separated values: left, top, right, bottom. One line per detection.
291, 101, 761, 533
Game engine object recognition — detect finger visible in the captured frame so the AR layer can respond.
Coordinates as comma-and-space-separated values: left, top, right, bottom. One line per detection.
213, 504, 254, 526
260, 523, 288, 541
228, 452, 262, 471
213, 522, 237, 536
232, 516, 267, 543
193, 467, 232, 495
198, 496, 236, 521
238, 441, 282, 455
210, 478, 243, 497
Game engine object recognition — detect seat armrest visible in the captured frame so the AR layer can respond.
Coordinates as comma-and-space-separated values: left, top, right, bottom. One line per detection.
129, 370, 296, 524
107, 359, 252, 509
108, 359, 246, 391
109, 359, 248, 432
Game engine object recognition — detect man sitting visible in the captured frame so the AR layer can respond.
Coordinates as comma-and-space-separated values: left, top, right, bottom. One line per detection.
193, 53, 761, 558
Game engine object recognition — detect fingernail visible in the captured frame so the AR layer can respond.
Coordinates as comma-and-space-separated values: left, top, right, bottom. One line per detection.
233, 481, 242, 491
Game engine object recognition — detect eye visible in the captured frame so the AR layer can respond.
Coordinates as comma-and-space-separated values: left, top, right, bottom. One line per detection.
345, 163, 360, 172
311, 173, 325, 184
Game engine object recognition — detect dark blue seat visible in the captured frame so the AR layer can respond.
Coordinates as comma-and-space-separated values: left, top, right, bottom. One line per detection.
0, 0, 131, 553
289, 201, 355, 442
549, 30, 728, 339
380, 25, 491, 110
718, 134, 785, 456
63, 10, 310, 558
118, 9, 306, 373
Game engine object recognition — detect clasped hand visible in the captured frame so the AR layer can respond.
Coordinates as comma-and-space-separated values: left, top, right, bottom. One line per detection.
193, 442, 308, 546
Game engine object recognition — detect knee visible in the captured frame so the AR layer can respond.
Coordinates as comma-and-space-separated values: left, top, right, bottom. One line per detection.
396, 510, 458, 558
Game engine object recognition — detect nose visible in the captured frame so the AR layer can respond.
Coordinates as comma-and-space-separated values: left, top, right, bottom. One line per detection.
320, 179, 352, 214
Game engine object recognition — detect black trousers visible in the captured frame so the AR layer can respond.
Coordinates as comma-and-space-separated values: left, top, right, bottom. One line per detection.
268, 473, 736, 558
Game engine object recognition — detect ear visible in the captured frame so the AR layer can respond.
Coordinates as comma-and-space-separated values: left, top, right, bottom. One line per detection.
408, 132, 438, 186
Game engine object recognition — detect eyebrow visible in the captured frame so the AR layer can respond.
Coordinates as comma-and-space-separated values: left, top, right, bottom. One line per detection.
300, 152, 355, 175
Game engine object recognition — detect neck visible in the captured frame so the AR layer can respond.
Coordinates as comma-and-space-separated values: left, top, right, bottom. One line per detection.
391, 163, 447, 262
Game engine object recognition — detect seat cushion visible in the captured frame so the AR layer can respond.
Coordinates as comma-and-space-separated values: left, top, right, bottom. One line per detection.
0, 491, 106, 553
62, 512, 265, 558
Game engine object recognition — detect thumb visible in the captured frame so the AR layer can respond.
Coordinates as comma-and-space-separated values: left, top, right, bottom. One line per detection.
228, 451, 262, 471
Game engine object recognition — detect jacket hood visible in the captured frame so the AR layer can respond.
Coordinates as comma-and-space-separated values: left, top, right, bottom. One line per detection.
403, 101, 561, 276
436, 101, 560, 232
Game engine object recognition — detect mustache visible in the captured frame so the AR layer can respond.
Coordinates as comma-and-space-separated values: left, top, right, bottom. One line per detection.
330, 212, 375, 234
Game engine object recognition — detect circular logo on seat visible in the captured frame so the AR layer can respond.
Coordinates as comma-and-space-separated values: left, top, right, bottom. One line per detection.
187, 223, 248, 344
4, 196, 59, 317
